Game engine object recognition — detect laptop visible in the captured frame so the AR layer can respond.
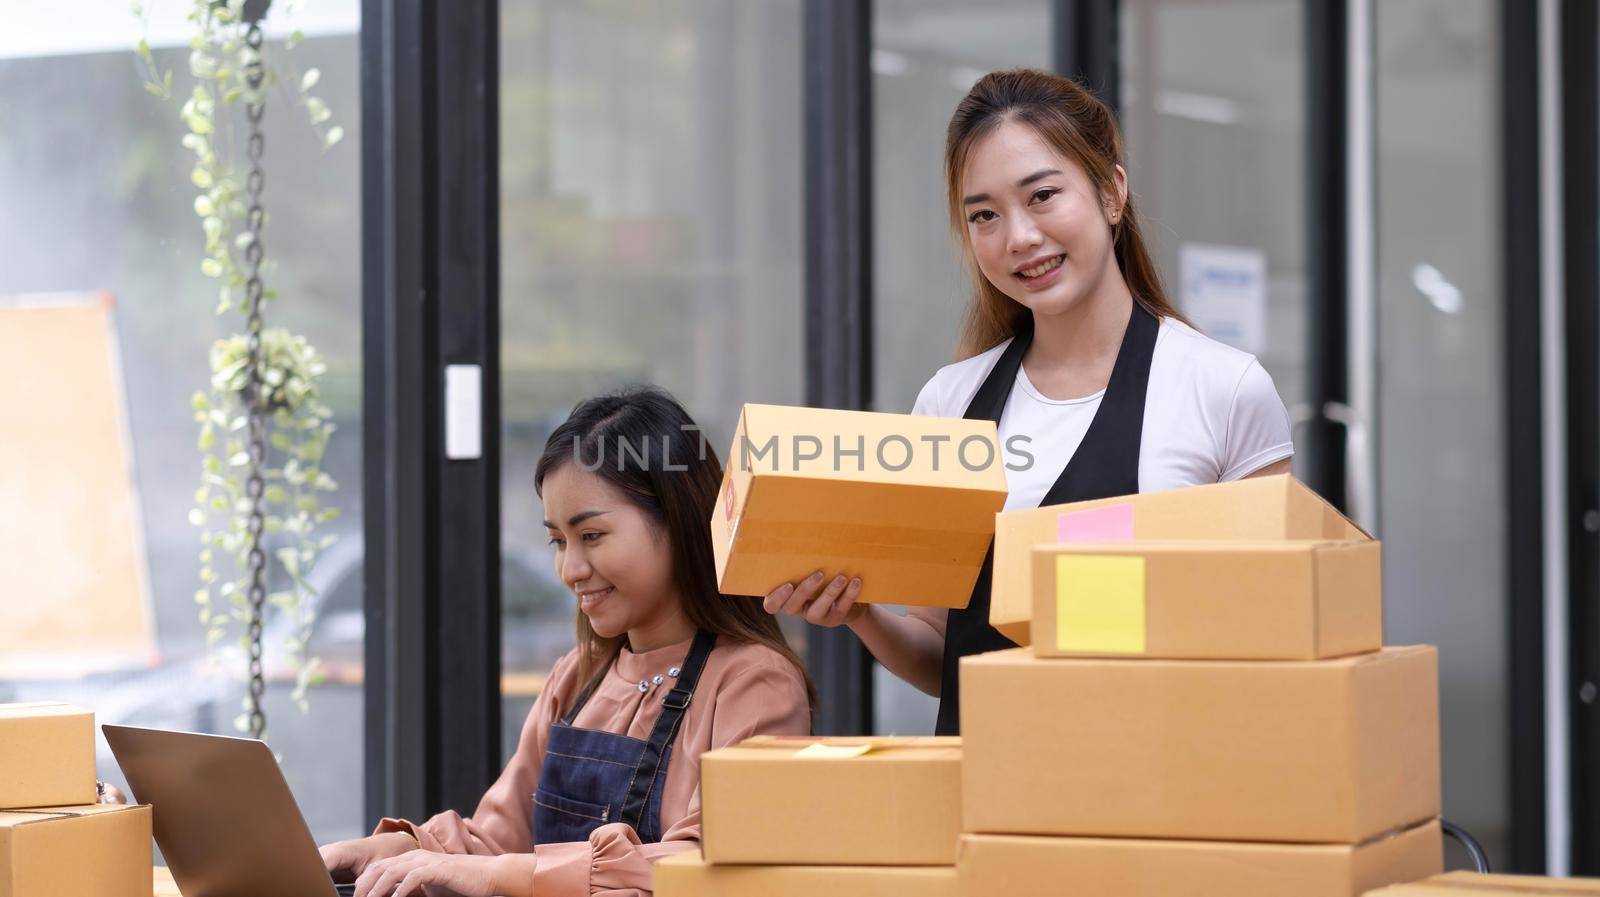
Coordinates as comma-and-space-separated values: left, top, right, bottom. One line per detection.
103, 724, 359, 897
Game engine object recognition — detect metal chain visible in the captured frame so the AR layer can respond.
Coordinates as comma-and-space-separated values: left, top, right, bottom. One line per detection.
242, 20, 269, 741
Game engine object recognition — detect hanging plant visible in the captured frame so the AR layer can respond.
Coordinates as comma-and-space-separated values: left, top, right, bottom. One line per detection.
133, 0, 344, 736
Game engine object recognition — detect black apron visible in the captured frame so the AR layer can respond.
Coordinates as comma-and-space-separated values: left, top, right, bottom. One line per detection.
934, 304, 1159, 735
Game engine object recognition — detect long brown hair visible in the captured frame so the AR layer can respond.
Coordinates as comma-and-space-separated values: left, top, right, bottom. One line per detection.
944, 68, 1190, 359
533, 386, 817, 714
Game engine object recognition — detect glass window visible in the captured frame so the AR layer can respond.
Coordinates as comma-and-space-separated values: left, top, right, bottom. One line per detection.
1119, 0, 1311, 445
0, 6, 365, 844
498, 0, 805, 756
870, 0, 1051, 735
1374, 0, 1508, 867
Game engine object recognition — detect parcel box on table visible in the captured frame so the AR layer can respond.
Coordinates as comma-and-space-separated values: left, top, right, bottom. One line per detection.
1031, 540, 1382, 660
700, 736, 960, 865
711, 404, 1008, 608
991, 474, 1370, 645
1366, 872, 1600, 895
961, 645, 1440, 843
0, 804, 152, 897
960, 818, 1441, 897
0, 702, 97, 810
654, 850, 960, 897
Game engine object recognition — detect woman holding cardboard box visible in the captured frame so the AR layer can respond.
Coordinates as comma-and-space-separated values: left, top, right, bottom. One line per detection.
321, 388, 813, 897
766, 69, 1294, 734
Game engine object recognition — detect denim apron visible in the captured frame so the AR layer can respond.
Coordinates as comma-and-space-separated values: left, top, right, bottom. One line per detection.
935, 305, 1159, 735
532, 630, 717, 844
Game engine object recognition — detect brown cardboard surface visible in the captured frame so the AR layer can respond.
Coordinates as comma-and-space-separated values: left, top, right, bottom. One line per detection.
711, 404, 1007, 607
0, 297, 159, 678
961, 645, 1440, 843
0, 804, 152, 897
653, 850, 960, 897
992, 474, 1369, 644
701, 736, 961, 865
1366, 872, 1600, 895
1031, 540, 1383, 659
0, 702, 97, 809
961, 818, 1441, 897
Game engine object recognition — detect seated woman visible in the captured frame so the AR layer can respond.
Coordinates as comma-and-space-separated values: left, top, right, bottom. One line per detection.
321, 386, 814, 897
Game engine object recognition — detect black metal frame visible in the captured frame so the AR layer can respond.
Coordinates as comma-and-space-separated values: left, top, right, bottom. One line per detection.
361, 0, 502, 825
1053, 0, 1120, 109
802, 0, 876, 736
1501, 0, 1548, 873
1301, 0, 1349, 508
1562, 0, 1599, 874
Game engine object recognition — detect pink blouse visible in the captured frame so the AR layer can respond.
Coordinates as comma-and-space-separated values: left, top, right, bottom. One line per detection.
374, 635, 812, 896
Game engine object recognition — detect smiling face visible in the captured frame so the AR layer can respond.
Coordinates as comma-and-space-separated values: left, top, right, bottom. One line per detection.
540, 462, 685, 644
960, 118, 1126, 319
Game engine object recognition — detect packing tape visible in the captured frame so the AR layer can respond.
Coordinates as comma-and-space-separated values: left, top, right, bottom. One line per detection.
1055, 554, 1146, 653
794, 743, 874, 760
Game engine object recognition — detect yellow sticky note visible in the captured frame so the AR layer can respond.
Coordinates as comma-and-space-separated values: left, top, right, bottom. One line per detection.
794, 743, 873, 760
1055, 555, 1146, 653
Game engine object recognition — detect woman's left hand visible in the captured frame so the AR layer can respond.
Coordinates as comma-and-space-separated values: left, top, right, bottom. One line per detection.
353, 851, 531, 897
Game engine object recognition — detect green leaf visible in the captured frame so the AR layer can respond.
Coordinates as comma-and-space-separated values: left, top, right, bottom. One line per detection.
194, 588, 209, 605
228, 451, 250, 467
194, 195, 216, 217
264, 485, 287, 504
200, 258, 223, 278
322, 126, 345, 150
143, 82, 167, 98
305, 97, 331, 124
136, 38, 151, 62
188, 508, 205, 526
301, 68, 320, 91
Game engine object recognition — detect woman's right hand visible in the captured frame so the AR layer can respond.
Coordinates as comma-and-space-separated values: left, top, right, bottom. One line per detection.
320, 831, 420, 882
763, 570, 865, 628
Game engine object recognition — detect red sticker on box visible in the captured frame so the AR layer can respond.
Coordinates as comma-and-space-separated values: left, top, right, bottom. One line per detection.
1056, 503, 1135, 543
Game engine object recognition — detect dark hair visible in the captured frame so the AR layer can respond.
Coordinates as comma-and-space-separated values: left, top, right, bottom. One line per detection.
533, 385, 816, 711
944, 68, 1192, 358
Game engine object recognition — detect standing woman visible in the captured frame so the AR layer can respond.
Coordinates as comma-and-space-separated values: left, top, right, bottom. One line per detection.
766, 69, 1294, 734
322, 387, 813, 897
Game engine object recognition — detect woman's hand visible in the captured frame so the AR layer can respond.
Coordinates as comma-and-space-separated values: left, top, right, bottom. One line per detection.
763, 570, 866, 628
321, 832, 420, 882
353, 851, 531, 897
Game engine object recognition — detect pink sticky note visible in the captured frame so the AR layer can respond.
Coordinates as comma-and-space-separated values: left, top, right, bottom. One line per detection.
1057, 502, 1135, 543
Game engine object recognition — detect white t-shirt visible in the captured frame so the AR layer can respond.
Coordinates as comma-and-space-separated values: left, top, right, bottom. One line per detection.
910, 317, 1295, 512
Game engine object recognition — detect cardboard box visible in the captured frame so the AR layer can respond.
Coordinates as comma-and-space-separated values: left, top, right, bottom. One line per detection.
992, 474, 1370, 644
961, 818, 1441, 897
701, 736, 960, 865
654, 850, 960, 897
1366, 873, 1600, 895
0, 703, 96, 809
711, 404, 1008, 608
1031, 540, 1382, 660
961, 645, 1440, 843
0, 804, 152, 897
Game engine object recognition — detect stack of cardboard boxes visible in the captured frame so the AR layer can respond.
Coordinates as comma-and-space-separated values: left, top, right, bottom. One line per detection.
655, 736, 964, 895
0, 702, 150, 897
959, 476, 1446, 896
